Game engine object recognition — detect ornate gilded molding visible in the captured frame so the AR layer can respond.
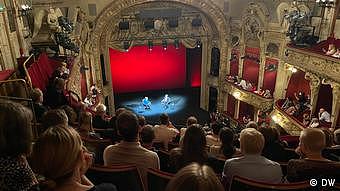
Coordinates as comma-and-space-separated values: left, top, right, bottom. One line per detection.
271, 104, 304, 136
222, 81, 273, 111
284, 46, 340, 83
305, 72, 321, 114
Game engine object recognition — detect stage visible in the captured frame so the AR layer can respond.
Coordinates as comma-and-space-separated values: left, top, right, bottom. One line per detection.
114, 88, 209, 125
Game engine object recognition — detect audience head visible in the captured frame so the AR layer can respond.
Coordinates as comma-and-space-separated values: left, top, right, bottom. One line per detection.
0, 100, 33, 157
60, 105, 77, 125
41, 109, 68, 130
240, 128, 264, 155
219, 127, 236, 158
186, 116, 198, 127
319, 108, 325, 113
31, 88, 43, 103
298, 128, 326, 157
79, 112, 92, 132
182, 124, 207, 164
95, 104, 107, 116
115, 107, 127, 116
334, 129, 340, 145
160, 113, 170, 125
259, 127, 280, 146
211, 123, 223, 136
117, 111, 139, 142
245, 121, 258, 130
31, 126, 88, 187
165, 163, 224, 191
320, 128, 333, 147
140, 125, 155, 145
138, 115, 146, 127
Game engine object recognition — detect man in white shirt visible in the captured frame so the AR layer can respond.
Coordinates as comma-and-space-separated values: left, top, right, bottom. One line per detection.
319, 108, 331, 123
223, 128, 283, 185
103, 111, 160, 186
153, 113, 179, 150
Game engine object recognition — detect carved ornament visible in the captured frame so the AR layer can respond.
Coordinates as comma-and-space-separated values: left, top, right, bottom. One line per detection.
271, 104, 304, 136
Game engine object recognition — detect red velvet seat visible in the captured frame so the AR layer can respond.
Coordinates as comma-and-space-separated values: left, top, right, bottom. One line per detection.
147, 168, 174, 191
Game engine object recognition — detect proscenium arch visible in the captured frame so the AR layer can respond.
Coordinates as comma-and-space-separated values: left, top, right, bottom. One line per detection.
90, 0, 229, 113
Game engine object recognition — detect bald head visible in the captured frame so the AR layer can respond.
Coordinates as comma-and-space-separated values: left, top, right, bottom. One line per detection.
300, 128, 326, 154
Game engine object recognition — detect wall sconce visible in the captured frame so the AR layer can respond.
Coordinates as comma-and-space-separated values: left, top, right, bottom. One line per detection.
288, 66, 298, 73
232, 91, 241, 99
272, 114, 282, 123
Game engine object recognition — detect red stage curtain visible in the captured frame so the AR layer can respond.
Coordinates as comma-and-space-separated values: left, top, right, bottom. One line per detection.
286, 70, 310, 98
109, 44, 187, 93
262, 58, 278, 93
186, 47, 202, 87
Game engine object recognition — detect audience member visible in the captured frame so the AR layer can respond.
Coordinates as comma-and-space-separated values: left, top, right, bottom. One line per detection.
44, 78, 68, 109
259, 127, 298, 162
282, 96, 294, 110
140, 124, 156, 151
165, 163, 224, 191
180, 116, 197, 138
309, 118, 320, 128
210, 127, 241, 158
321, 128, 334, 148
31, 125, 115, 191
263, 89, 271, 98
333, 129, 340, 149
302, 113, 311, 126
294, 92, 307, 114
92, 104, 110, 129
206, 123, 222, 146
103, 111, 159, 186
138, 115, 146, 129
154, 113, 179, 150
41, 109, 68, 131
242, 115, 251, 124
222, 128, 283, 185
245, 121, 258, 130
169, 124, 208, 173
319, 108, 331, 123
287, 128, 340, 182
77, 112, 94, 138
60, 105, 78, 126
30, 88, 48, 122
0, 100, 38, 190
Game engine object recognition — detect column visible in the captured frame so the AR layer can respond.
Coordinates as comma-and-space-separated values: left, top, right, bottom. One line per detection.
200, 37, 210, 110
257, 38, 266, 90
234, 99, 240, 119
273, 62, 293, 100
305, 72, 321, 115
331, 84, 340, 129
218, 38, 230, 112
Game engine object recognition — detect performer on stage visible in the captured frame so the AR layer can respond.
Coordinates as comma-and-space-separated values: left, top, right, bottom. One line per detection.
142, 97, 151, 109
161, 94, 171, 109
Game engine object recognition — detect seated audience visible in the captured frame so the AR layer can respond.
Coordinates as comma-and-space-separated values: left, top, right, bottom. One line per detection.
138, 115, 146, 129
165, 163, 224, 191
259, 127, 298, 162
285, 105, 297, 116
302, 113, 311, 126
103, 111, 159, 185
333, 129, 340, 149
169, 124, 208, 173
60, 105, 78, 127
0, 100, 38, 190
287, 128, 340, 182
44, 78, 68, 109
31, 125, 115, 191
206, 123, 222, 147
319, 108, 331, 123
245, 121, 258, 130
263, 89, 271, 98
92, 104, 110, 129
41, 109, 68, 131
242, 115, 251, 124
294, 92, 307, 114
321, 128, 334, 148
153, 113, 179, 150
140, 124, 156, 151
282, 96, 294, 110
77, 112, 95, 138
30, 88, 48, 122
180, 116, 198, 138
223, 128, 283, 184
210, 127, 241, 158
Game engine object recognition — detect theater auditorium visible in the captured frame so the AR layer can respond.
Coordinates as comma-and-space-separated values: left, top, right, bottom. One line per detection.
0, 0, 340, 190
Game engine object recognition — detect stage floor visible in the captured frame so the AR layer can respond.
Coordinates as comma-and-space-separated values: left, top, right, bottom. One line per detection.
114, 88, 209, 125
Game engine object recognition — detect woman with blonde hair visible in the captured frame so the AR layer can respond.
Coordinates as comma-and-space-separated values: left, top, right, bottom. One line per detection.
30, 125, 116, 191
78, 112, 95, 137
165, 163, 224, 191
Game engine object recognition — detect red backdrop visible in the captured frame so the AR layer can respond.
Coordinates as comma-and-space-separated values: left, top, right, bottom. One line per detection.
242, 47, 260, 86
109, 44, 187, 93
229, 49, 239, 76
226, 94, 236, 117
262, 58, 278, 93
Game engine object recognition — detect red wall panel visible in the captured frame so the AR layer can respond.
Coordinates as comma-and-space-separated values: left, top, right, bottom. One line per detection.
286, 71, 311, 98
262, 58, 278, 93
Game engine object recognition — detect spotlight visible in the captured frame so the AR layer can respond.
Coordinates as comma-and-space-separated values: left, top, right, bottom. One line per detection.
123, 41, 130, 52
162, 40, 168, 50
196, 39, 202, 48
148, 40, 153, 51
174, 39, 180, 49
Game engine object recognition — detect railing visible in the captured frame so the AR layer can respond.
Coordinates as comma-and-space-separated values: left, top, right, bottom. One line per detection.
270, 99, 305, 136
22, 54, 35, 88
223, 81, 274, 111
0, 79, 30, 99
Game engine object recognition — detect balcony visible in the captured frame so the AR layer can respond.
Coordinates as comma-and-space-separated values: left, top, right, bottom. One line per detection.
223, 80, 273, 111
284, 38, 340, 83
270, 100, 305, 136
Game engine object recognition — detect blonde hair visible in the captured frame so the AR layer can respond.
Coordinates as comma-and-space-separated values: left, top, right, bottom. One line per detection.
31, 125, 82, 185
95, 103, 106, 114
240, 128, 264, 155
300, 128, 326, 153
165, 163, 224, 191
